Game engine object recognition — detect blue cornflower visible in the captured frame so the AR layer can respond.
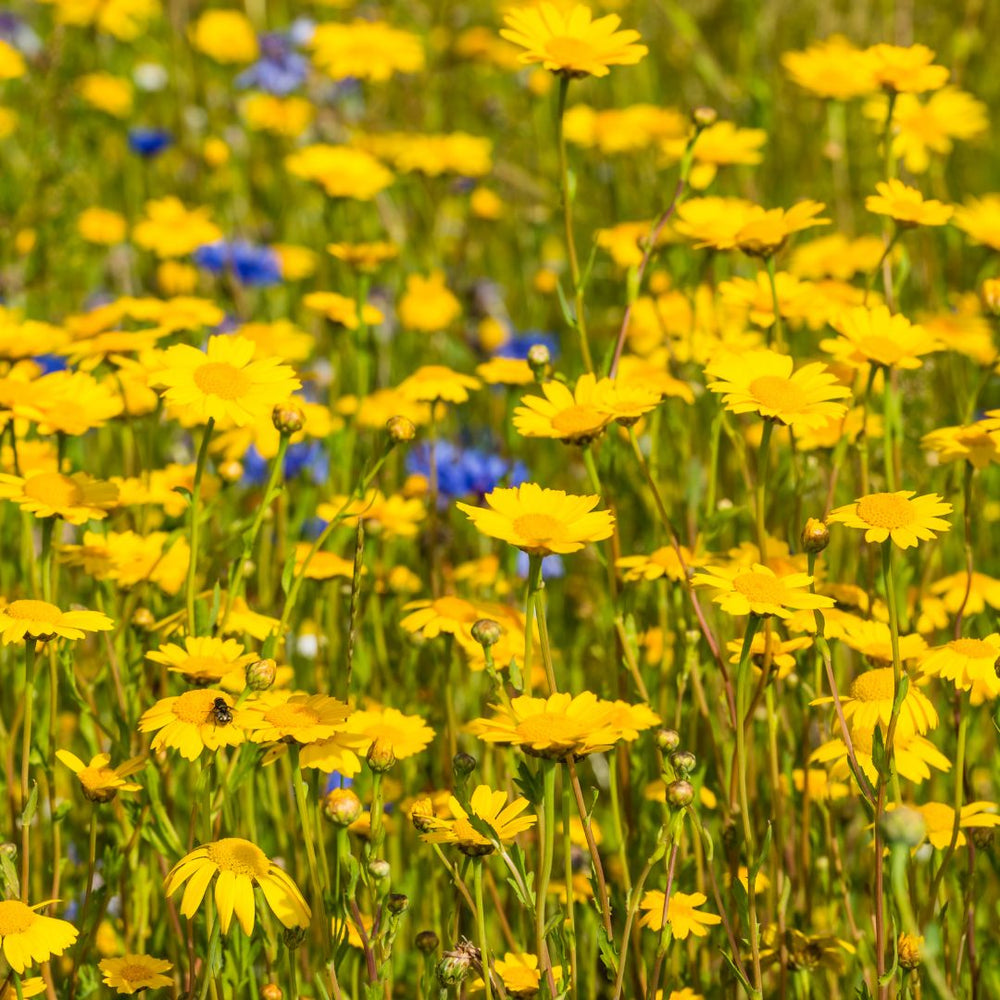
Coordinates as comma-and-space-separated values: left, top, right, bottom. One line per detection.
406, 441, 526, 500
194, 240, 283, 287
495, 330, 559, 361
127, 127, 173, 158
33, 353, 68, 374
242, 441, 328, 487
516, 551, 566, 580
236, 32, 309, 95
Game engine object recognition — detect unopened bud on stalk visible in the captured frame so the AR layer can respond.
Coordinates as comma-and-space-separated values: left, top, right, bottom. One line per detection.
801, 517, 830, 554
410, 797, 436, 834
670, 750, 697, 777
415, 929, 439, 954
387, 414, 416, 443
367, 738, 396, 773
368, 859, 391, 882
322, 788, 363, 826
656, 729, 680, 752
218, 460, 243, 483
471, 618, 502, 648
260, 984, 283, 1000
386, 893, 409, 915
666, 779, 694, 808
245, 658, 277, 691
453, 752, 477, 778
691, 106, 718, 129
880, 806, 926, 848
131, 607, 155, 630
898, 933, 923, 970
981, 278, 1000, 316
527, 344, 551, 381
272, 401, 305, 435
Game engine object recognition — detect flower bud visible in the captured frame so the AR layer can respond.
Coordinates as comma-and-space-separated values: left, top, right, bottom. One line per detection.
368, 858, 391, 882
527, 344, 551, 381
656, 729, 680, 752
131, 607, 155, 630
670, 750, 697, 777
666, 779, 694, 808
880, 806, 926, 848
453, 752, 477, 778
692, 106, 718, 129
437, 944, 478, 986
415, 929, 439, 954
322, 788, 363, 827
801, 517, 830, 554
386, 893, 409, 915
410, 797, 436, 834
218, 460, 244, 484
0, 842, 16, 858
471, 618, 502, 648
971, 826, 994, 850
260, 985, 283, 1000
272, 401, 305, 435
245, 658, 277, 692
282, 926, 307, 950
367, 738, 397, 773
898, 932, 923, 970
386, 415, 416, 443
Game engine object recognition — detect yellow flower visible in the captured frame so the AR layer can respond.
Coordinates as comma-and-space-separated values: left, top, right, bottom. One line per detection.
513, 373, 611, 444
678, 121, 767, 189
155, 334, 301, 428
245, 691, 351, 745
476, 357, 535, 386
8, 369, 123, 435
316, 489, 425, 539
0, 978, 45, 999
56, 750, 144, 803
327, 241, 399, 273
823, 305, 938, 370
734, 200, 830, 257
781, 35, 876, 100
398, 365, 481, 404
341, 706, 435, 761
864, 43, 949, 94
138, 689, 248, 761
131, 197, 222, 259
953, 194, 1000, 252
456, 483, 614, 555
922, 422, 1000, 469
886, 801, 1000, 849
617, 545, 701, 584
475, 952, 561, 997
501, 3, 647, 78
839, 618, 927, 665
293, 544, 357, 582
790, 233, 887, 281
811, 728, 950, 785
865, 179, 953, 227
99, 954, 174, 994
673, 196, 759, 250
309, 20, 424, 82
0, 39, 25, 79
930, 571, 1000, 617
726, 631, 812, 681
398, 271, 462, 332
0, 599, 113, 644
0, 900, 78, 973
0, 471, 118, 523
401, 596, 481, 638
303, 291, 383, 331
241, 94, 314, 138
827, 491, 952, 548
77, 72, 133, 116
164, 838, 310, 935
46, 0, 158, 40
638, 890, 721, 938
285, 145, 394, 200
920, 635, 1000, 704
691, 563, 833, 619
146, 636, 258, 688
190, 9, 258, 63
236, 321, 314, 363
705, 349, 850, 430
418, 784, 536, 856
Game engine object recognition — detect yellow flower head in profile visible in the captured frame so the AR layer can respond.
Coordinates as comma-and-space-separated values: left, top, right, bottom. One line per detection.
146, 636, 258, 688
418, 784, 536, 856
864, 43, 949, 94
922, 423, 1000, 470
156, 334, 301, 427
342, 706, 435, 761
309, 20, 424, 82
953, 194, 1000, 252
500, 3, 648, 78
456, 483, 614, 555
0, 471, 119, 524
164, 838, 310, 935
920, 634, 1000, 704
0, 900, 78, 973
138, 689, 247, 761
887, 801, 1000, 850
828, 491, 952, 548
99, 954, 174, 994
735, 200, 829, 257
132, 197, 223, 259
303, 292, 383, 331
56, 749, 144, 803
285, 145, 394, 201
327, 241, 399, 273
638, 890, 722, 939
190, 9, 258, 64
823, 305, 938, 370
78, 206, 128, 243
245, 691, 350, 746
691, 563, 833, 619
781, 35, 877, 101
813, 727, 949, 785
865, 179, 953, 227
514, 373, 611, 444
398, 365, 481, 404
0, 599, 113, 644
398, 271, 462, 333
0, 977, 45, 999
705, 349, 850, 430
617, 544, 701, 584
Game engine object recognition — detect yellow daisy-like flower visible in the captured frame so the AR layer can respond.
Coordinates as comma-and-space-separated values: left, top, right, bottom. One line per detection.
953, 195, 1000, 252
617, 544, 701, 584
0, 899, 78, 973
418, 784, 536, 857
0, 470, 118, 523
513, 373, 611, 444
99, 954, 174, 994
398, 365, 481, 404
56, 750, 144, 803
0, 599, 113, 644
500, 4, 648, 79
303, 291, 384, 331
138, 689, 247, 761
865, 179, 953, 227
921, 423, 1000, 470
811, 667, 937, 740
475, 952, 561, 998
705, 349, 850, 430
827, 491, 952, 548
401, 596, 481, 638
309, 20, 424, 82
811, 728, 950, 786
469, 691, 644, 759
0, 977, 45, 999
638, 891, 722, 939
293, 544, 357, 581
342, 706, 436, 760
864, 43, 949, 95
726, 631, 813, 681
164, 838, 310, 935
475, 356, 535, 386
146, 636, 258, 688
691, 563, 833, 619
285, 145, 394, 201
245, 692, 350, 746
822, 305, 938, 370
456, 483, 614, 556
920, 634, 1000, 704
886, 801, 1000, 850
839, 618, 927, 665
781, 35, 877, 101
155, 335, 301, 428
327, 241, 398, 273
734, 200, 829, 257
592, 375, 663, 425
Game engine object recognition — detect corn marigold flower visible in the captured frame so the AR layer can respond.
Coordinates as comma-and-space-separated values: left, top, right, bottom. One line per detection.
691, 563, 833, 619
12, 369, 124, 435
399, 271, 462, 332
132, 197, 223, 258
285, 145, 394, 201
138, 689, 248, 761
303, 291, 384, 331
828, 491, 952, 549
513, 373, 611, 444
0, 470, 119, 523
930, 571, 1000, 617
864, 43, 949, 94
638, 890, 721, 938
760, 928, 855, 974
823, 305, 939, 370
953, 194, 1000, 251
839, 618, 928, 665
617, 544, 702, 584
399, 365, 481, 404
781, 35, 876, 100
672, 196, 759, 250
342, 706, 435, 761
0, 977, 45, 999
99, 954, 174, 994
245, 692, 350, 745
317, 489, 425, 539
471, 952, 563, 997
147, 636, 258, 688
886, 801, 1000, 849
56, 750, 144, 803
456, 483, 614, 555
155, 334, 300, 428
705, 349, 850, 430
726, 631, 812, 681
0, 599, 113, 644
920, 635, 1000, 703
734, 200, 830, 257
811, 728, 950, 785
0, 900, 78, 974
327, 241, 399, 273
418, 784, 536, 856
784, 768, 851, 802
921, 422, 1000, 469
476, 356, 535, 386
500, 3, 647, 79
401, 596, 482, 638
164, 838, 310, 935
190, 9, 258, 64
44, 0, 158, 40
309, 20, 424, 82
865, 179, 953, 227
78, 204, 128, 242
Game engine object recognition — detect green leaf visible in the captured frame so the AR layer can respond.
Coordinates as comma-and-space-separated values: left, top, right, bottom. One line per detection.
514, 759, 545, 806
21, 782, 38, 826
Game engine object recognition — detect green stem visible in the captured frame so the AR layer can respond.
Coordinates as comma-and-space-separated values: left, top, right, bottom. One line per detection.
535, 761, 557, 974
473, 862, 493, 1000
19, 637, 37, 898
755, 420, 774, 561
186, 417, 216, 633
764, 256, 784, 352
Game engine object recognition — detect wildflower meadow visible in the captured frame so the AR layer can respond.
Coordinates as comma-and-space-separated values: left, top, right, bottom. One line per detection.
3, 1, 1000, 997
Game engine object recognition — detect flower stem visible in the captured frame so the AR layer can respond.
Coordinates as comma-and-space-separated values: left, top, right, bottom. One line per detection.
186, 416, 216, 633
535, 760, 557, 973
473, 862, 493, 1000
525, 554, 557, 694
19, 636, 37, 898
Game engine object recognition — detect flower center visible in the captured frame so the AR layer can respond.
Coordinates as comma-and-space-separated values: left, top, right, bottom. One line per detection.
78, 766, 116, 791
856, 493, 914, 529
949, 638, 995, 658
0, 899, 36, 935
512, 513, 567, 545
22, 472, 83, 508
118, 962, 157, 982
859, 336, 904, 363
517, 713, 586, 745
849, 667, 896, 702
172, 689, 226, 724
4, 599, 61, 623
550, 405, 606, 438
732, 571, 786, 606
748, 375, 808, 413
206, 837, 270, 878
193, 361, 250, 400
265, 703, 320, 729
545, 35, 597, 69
